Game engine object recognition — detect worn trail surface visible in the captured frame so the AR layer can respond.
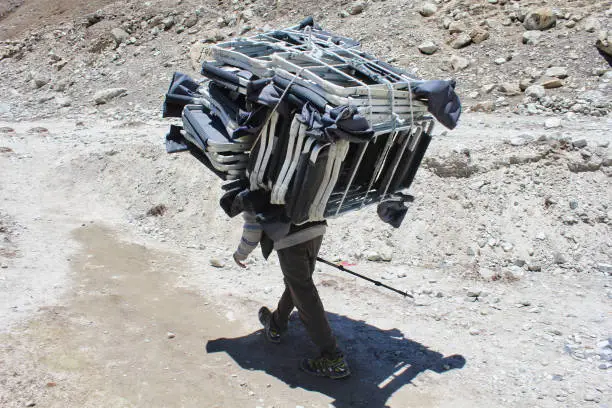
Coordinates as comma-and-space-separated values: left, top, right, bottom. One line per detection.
0, 114, 610, 407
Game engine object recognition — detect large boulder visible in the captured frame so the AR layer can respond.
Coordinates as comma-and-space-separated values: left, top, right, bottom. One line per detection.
523, 8, 556, 31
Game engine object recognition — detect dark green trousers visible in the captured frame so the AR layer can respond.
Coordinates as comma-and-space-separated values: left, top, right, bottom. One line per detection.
273, 236, 338, 355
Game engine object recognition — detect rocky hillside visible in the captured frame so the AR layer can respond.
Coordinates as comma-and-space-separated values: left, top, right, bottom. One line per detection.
0, 0, 610, 123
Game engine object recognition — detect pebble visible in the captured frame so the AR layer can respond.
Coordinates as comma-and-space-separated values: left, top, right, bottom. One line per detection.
544, 118, 562, 129
210, 258, 225, 268
467, 289, 482, 298
450, 55, 470, 71
525, 84, 546, 99
25, 402, 35, 407
93, 88, 127, 105
451, 33, 472, 49
469, 328, 481, 335
572, 138, 587, 148
584, 394, 600, 402
540, 77, 563, 89
478, 268, 497, 281
418, 41, 438, 55
553, 252, 568, 264
523, 8, 557, 31
522, 31, 542, 45
419, 2, 438, 17
545, 66, 568, 79
167, 331, 176, 339
597, 263, 612, 274
504, 266, 525, 280
348, 2, 366, 15
494, 57, 506, 65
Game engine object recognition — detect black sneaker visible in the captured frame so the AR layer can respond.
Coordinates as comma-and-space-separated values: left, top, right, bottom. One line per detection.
300, 353, 351, 379
258, 306, 281, 344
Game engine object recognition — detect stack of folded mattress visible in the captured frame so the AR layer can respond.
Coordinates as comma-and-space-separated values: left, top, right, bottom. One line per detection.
162, 17, 461, 226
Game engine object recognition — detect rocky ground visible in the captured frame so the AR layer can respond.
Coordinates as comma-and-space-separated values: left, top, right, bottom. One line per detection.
0, 0, 611, 407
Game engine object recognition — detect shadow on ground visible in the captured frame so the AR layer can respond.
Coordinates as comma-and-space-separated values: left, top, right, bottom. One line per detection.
207, 313, 466, 408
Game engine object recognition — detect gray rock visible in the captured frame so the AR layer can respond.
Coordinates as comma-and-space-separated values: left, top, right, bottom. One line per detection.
597, 263, 612, 274
478, 268, 497, 281
544, 118, 562, 129
584, 18, 600, 33
553, 252, 568, 264
364, 250, 382, 262
379, 247, 393, 262
418, 41, 438, 55
572, 138, 587, 148
522, 31, 542, 45
162, 16, 175, 30
524, 8, 557, 31
470, 27, 489, 44
498, 82, 521, 96
545, 66, 568, 79
540, 77, 563, 89
471, 101, 496, 112
55, 96, 72, 107
494, 57, 506, 65
348, 2, 366, 15
596, 31, 612, 58
448, 21, 467, 34
210, 258, 225, 268
183, 13, 198, 28
33, 74, 50, 89
467, 289, 482, 297
505, 266, 525, 280
25, 402, 36, 407
569, 200, 578, 210
111, 28, 130, 45
481, 84, 496, 94
451, 33, 472, 49
93, 88, 127, 105
450, 55, 470, 71
525, 84, 546, 99
528, 264, 542, 272
419, 2, 438, 17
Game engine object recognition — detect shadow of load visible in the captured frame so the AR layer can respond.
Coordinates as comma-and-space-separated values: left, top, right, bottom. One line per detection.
207, 312, 466, 408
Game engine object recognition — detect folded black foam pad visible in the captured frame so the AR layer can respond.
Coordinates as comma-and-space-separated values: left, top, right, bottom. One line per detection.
182, 106, 233, 150
392, 131, 432, 191
163, 72, 200, 118
165, 125, 189, 153
288, 146, 330, 224
412, 80, 462, 130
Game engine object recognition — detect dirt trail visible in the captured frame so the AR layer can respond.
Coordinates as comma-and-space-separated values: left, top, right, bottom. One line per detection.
0, 115, 610, 407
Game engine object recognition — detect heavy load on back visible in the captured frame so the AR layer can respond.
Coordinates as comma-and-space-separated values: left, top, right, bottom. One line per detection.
162, 18, 461, 227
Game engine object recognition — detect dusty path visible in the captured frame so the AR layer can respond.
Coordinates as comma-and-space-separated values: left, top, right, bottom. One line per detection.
0, 114, 610, 407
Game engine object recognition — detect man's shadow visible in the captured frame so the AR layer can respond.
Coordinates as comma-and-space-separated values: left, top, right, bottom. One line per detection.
206, 312, 466, 408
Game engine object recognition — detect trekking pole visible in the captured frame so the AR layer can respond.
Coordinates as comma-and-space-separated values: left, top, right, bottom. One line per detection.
316, 257, 414, 299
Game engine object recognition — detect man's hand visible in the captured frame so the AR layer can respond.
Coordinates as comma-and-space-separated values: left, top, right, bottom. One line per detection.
233, 252, 247, 269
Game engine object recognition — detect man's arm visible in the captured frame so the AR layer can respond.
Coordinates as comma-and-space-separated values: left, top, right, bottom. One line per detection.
233, 212, 263, 267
